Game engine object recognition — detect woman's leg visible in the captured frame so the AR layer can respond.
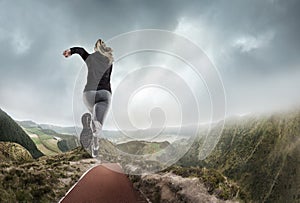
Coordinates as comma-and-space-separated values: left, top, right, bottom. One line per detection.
91, 90, 112, 133
80, 91, 97, 150
83, 90, 111, 131
91, 90, 112, 157
83, 91, 97, 113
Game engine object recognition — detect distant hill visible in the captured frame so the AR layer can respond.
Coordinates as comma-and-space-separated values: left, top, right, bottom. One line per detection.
17, 120, 76, 135
178, 109, 300, 202
18, 120, 209, 145
16, 120, 39, 128
0, 108, 43, 159
17, 120, 80, 154
20, 125, 79, 155
117, 140, 170, 155
38, 124, 76, 135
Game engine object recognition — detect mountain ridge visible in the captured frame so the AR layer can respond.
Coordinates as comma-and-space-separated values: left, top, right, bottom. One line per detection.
178, 109, 300, 202
0, 108, 43, 159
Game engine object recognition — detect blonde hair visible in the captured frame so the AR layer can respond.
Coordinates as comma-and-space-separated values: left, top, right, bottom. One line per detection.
94, 39, 114, 65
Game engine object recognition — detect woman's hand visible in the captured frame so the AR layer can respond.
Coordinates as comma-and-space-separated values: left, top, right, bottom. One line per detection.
63, 49, 71, 58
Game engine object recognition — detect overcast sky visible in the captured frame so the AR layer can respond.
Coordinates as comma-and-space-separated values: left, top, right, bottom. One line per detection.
0, 0, 300, 130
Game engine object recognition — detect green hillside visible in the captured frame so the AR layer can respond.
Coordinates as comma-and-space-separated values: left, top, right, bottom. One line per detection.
178, 109, 300, 202
22, 127, 78, 155
17, 121, 79, 155
117, 140, 170, 155
0, 108, 43, 159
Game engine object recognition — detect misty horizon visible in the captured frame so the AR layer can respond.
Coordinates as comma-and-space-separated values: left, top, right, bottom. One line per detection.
13, 105, 300, 131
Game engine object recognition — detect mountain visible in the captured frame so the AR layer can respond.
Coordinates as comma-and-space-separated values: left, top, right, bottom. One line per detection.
0, 144, 242, 203
178, 109, 300, 202
17, 120, 79, 155
116, 140, 170, 155
17, 120, 76, 135
0, 108, 43, 159
16, 120, 39, 128
100, 124, 209, 145
23, 126, 79, 155
38, 124, 76, 135
19, 120, 209, 145
0, 112, 245, 202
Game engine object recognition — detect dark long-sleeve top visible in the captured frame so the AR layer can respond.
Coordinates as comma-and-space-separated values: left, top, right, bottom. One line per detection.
70, 47, 112, 93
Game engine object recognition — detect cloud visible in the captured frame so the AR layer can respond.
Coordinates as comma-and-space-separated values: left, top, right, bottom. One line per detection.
0, 0, 300, 129
11, 30, 32, 54
232, 31, 274, 53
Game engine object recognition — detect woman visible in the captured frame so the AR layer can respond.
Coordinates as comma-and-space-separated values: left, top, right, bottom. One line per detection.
63, 39, 113, 158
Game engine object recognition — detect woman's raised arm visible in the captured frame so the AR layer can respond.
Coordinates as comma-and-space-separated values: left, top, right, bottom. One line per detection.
62, 47, 90, 61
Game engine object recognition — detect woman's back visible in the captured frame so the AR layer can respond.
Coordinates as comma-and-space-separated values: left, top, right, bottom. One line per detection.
84, 51, 112, 92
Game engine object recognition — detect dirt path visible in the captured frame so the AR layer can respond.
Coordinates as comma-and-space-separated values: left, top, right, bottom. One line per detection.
59, 163, 147, 203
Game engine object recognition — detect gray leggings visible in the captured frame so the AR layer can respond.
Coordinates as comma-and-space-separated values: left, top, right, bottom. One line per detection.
83, 89, 112, 125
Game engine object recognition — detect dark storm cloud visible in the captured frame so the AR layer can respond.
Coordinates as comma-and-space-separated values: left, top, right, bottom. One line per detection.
0, 0, 187, 125
0, 0, 299, 127
173, 0, 300, 117
224, 0, 300, 75
176, 0, 300, 75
